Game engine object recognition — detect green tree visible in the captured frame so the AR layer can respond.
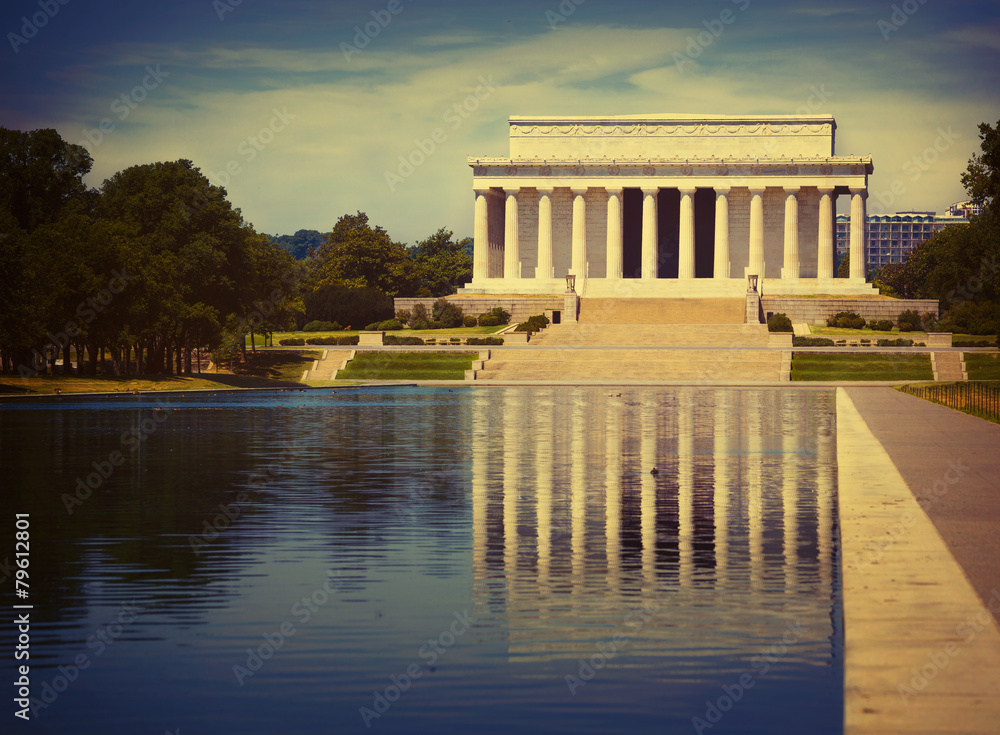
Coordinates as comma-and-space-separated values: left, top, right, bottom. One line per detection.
410, 227, 472, 297
311, 212, 412, 296
961, 119, 1000, 210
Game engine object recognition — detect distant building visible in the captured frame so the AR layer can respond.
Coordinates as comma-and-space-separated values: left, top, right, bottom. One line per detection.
948, 200, 982, 218
836, 211, 968, 273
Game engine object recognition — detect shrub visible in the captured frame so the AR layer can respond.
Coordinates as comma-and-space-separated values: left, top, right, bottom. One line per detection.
478, 315, 500, 327
767, 313, 793, 333
303, 320, 342, 332
408, 303, 429, 327
488, 307, 512, 325
364, 322, 380, 331
828, 311, 864, 329
377, 319, 403, 331
870, 320, 894, 332
428, 320, 442, 330
897, 309, 922, 331
279, 338, 305, 346
411, 317, 429, 330
877, 338, 914, 346
514, 314, 551, 333
334, 336, 359, 345
384, 335, 424, 346
899, 323, 914, 333
792, 336, 835, 347
463, 315, 477, 327
937, 301, 999, 336
432, 298, 465, 328
395, 309, 411, 324
467, 337, 504, 346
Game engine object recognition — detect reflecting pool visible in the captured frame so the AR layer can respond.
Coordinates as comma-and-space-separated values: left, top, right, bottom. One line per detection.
1, 387, 842, 734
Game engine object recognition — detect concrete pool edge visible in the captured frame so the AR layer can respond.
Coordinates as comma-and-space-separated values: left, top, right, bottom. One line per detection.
835, 388, 1000, 734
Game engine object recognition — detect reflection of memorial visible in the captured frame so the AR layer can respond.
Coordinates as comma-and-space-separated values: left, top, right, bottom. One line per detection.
471, 388, 837, 663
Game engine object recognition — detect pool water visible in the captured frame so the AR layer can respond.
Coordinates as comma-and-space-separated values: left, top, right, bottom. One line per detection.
1, 386, 842, 734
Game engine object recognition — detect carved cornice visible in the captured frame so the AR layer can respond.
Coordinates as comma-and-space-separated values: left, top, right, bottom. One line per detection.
509, 122, 833, 137
469, 156, 873, 178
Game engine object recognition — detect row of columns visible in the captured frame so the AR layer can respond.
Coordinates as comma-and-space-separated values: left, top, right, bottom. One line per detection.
472, 185, 868, 281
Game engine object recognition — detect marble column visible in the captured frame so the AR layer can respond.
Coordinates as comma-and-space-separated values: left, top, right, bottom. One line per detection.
713, 393, 730, 586
641, 187, 658, 279
747, 188, 766, 279
679, 188, 696, 279
473, 189, 489, 280
606, 188, 623, 280
570, 188, 587, 279
677, 392, 694, 588
504, 189, 520, 280
713, 187, 730, 279
537, 188, 554, 281
849, 188, 867, 280
782, 187, 800, 280
817, 187, 835, 279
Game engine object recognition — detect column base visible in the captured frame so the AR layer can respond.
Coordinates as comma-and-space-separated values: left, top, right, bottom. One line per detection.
781, 266, 800, 280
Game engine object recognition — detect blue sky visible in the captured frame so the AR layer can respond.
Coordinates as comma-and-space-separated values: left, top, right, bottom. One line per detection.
2, 0, 998, 244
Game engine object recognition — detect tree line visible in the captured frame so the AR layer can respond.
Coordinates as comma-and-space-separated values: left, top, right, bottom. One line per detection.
0, 127, 472, 377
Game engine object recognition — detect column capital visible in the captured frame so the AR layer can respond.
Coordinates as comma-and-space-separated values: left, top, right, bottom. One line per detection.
641, 186, 659, 195
849, 187, 868, 197
714, 186, 731, 195
504, 187, 520, 197
818, 186, 836, 195
605, 186, 624, 197
570, 187, 588, 196
783, 186, 801, 196
536, 186, 554, 196
749, 186, 766, 196
679, 186, 697, 196
473, 187, 491, 196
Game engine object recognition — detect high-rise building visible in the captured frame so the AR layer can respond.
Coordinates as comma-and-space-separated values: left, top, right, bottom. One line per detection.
836, 211, 968, 273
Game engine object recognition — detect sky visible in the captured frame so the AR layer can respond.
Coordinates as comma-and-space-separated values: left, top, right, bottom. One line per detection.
2, 0, 999, 245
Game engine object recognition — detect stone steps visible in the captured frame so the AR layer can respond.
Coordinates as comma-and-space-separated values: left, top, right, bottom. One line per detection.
932, 351, 967, 381
476, 349, 784, 382
302, 349, 356, 380
532, 323, 770, 347
578, 297, 745, 325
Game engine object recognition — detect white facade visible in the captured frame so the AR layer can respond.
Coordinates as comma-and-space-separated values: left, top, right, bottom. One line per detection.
462, 114, 877, 297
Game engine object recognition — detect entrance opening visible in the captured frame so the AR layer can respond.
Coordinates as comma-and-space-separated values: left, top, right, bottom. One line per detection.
658, 189, 680, 278
695, 189, 716, 278
622, 188, 643, 278
552, 310, 561, 325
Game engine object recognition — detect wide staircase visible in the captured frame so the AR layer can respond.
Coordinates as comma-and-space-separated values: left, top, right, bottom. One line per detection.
474, 297, 786, 382
932, 352, 967, 382
301, 349, 356, 380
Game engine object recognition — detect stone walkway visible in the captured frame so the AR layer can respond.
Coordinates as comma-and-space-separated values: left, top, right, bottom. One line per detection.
837, 387, 1000, 735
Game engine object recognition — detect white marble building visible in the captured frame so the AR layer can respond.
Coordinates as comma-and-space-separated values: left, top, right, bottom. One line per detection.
461, 114, 877, 297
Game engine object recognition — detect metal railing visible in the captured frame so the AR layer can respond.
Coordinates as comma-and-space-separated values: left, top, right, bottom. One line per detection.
900, 382, 1000, 422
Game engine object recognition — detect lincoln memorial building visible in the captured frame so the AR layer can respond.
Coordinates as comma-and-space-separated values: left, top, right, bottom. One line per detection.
461, 114, 877, 298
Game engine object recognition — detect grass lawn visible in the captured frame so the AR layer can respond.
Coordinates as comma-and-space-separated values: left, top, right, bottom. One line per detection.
966, 353, 1000, 380
336, 352, 477, 380
1, 350, 320, 395
808, 325, 927, 339
791, 353, 934, 381
249, 326, 505, 346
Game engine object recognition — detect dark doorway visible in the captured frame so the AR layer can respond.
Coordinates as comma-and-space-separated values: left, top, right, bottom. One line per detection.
658, 189, 680, 278
694, 189, 717, 278
622, 188, 643, 278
